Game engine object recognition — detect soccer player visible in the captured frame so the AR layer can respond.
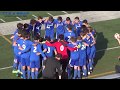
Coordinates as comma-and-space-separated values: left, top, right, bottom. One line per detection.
43, 37, 57, 58
12, 29, 22, 74
64, 24, 76, 42
45, 34, 77, 79
76, 35, 89, 78
36, 16, 44, 36
30, 36, 46, 79
55, 16, 65, 39
10, 23, 23, 40
87, 27, 96, 72
44, 16, 56, 41
63, 17, 74, 33
67, 37, 80, 79
72, 17, 83, 37
82, 19, 90, 28
18, 31, 32, 79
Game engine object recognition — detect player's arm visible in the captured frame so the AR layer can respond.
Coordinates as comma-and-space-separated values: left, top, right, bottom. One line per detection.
21, 45, 31, 54
42, 44, 47, 53
10, 35, 14, 39
83, 42, 89, 46
54, 48, 57, 55
37, 45, 46, 59
45, 41, 57, 47
67, 44, 77, 51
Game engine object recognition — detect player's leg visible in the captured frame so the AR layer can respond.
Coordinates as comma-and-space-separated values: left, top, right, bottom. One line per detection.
75, 60, 81, 79
26, 58, 30, 79
35, 60, 40, 79
82, 57, 87, 78
73, 60, 79, 79
30, 61, 35, 79
50, 30, 54, 42
73, 66, 78, 79
21, 58, 26, 79
67, 59, 74, 79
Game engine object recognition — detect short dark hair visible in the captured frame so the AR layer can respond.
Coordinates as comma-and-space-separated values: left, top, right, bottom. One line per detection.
55, 53, 62, 59
83, 19, 88, 24
75, 16, 79, 20
17, 23, 23, 30
45, 36, 51, 41
57, 16, 62, 21
18, 28, 22, 35
49, 16, 54, 22
77, 36, 82, 40
34, 36, 39, 40
67, 24, 73, 30
24, 23, 29, 29
30, 19, 36, 25
66, 17, 71, 21
58, 34, 64, 40
70, 37, 76, 43
38, 16, 43, 20
39, 37, 43, 42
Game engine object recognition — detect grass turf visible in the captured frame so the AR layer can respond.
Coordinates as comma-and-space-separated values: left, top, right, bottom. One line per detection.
1, 18, 120, 79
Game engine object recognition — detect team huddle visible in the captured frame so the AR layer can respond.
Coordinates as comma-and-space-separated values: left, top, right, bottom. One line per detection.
11, 15, 96, 79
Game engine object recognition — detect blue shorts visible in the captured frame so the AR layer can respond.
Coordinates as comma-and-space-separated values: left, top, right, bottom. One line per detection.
30, 60, 40, 68
86, 46, 91, 59
21, 58, 30, 66
45, 29, 54, 40
15, 55, 21, 63
90, 46, 96, 59
69, 59, 79, 67
79, 56, 86, 66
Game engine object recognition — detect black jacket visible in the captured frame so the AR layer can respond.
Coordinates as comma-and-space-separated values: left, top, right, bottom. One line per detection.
42, 57, 62, 79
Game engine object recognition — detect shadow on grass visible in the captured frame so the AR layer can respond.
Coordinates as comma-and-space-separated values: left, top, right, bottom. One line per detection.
94, 32, 108, 67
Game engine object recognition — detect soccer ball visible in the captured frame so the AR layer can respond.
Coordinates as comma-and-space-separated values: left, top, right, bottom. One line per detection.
114, 33, 119, 39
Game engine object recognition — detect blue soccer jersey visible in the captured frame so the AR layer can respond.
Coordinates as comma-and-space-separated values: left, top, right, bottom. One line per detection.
64, 31, 76, 42
55, 19, 65, 39
44, 20, 56, 40
67, 43, 79, 66
63, 20, 74, 33
30, 43, 46, 61
43, 43, 56, 58
30, 43, 46, 68
76, 40, 87, 66
74, 21, 82, 37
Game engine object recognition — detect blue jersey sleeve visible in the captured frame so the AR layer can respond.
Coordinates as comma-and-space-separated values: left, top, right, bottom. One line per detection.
21, 41, 32, 54
14, 29, 18, 35
43, 44, 47, 49
37, 44, 46, 58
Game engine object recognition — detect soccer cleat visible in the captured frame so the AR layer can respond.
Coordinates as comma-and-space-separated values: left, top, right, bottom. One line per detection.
12, 70, 18, 74
83, 73, 85, 76
20, 75, 23, 79
88, 72, 91, 75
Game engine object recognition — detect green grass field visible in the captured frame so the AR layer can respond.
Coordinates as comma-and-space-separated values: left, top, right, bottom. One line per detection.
1, 17, 120, 79
0, 11, 79, 23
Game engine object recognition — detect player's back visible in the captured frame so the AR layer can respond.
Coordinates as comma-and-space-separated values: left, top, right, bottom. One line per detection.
55, 41, 68, 59
30, 43, 41, 61
64, 31, 75, 42
43, 43, 55, 58
67, 43, 79, 60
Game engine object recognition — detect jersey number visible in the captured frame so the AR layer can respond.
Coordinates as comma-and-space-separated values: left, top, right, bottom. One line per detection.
22, 44, 26, 50
47, 47, 50, 53
60, 45, 64, 51
33, 47, 37, 53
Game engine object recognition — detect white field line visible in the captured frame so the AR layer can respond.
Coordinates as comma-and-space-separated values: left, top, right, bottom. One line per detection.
61, 11, 68, 14
32, 14, 38, 18
47, 13, 54, 17
96, 46, 120, 52
0, 19, 6, 22
0, 45, 120, 71
0, 66, 12, 71
16, 17, 22, 21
